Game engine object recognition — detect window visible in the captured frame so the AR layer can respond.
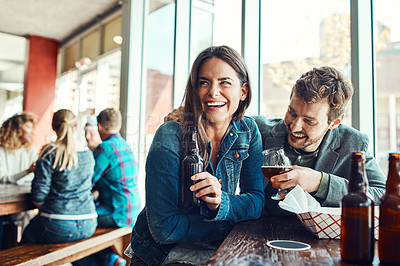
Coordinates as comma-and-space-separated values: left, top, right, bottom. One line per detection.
190, 0, 214, 63
144, 0, 176, 153
213, 0, 242, 53
0, 33, 26, 121
374, 0, 400, 173
104, 15, 122, 53
56, 51, 121, 147
190, 0, 242, 62
82, 29, 100, 60
63, 41, 79, 72
260, 0, 351, 125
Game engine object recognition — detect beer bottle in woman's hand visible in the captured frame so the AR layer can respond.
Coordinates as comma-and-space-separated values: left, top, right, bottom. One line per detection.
181, 126, 204, 207
341, 152, 375, 264
379, 153, 400, 264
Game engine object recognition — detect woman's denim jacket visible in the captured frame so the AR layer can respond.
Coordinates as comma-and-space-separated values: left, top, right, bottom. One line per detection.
31, 146, 97, 216
130, 117, 265, 265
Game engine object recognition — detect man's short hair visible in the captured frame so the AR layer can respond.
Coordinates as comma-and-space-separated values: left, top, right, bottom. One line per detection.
97, 108, 122, 131
290, 66, 354, 124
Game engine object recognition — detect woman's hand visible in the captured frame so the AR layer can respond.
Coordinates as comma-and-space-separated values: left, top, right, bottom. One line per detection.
27, 162, 36, 174
190, 172, 221, 210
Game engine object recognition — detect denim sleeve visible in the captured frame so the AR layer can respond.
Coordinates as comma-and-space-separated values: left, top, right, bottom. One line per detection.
213, 120, 265, 222
92, 144, 109, 184
31, 150, 54, 205
145, 122, 231, 244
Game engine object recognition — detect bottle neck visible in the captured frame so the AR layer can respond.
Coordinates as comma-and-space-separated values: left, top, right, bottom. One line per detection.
187, 128, 200, 155
349, 160, 368, 193
386, 157, 400, 195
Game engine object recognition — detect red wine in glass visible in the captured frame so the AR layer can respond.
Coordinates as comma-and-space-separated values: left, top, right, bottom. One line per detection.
262, 148, 292, 200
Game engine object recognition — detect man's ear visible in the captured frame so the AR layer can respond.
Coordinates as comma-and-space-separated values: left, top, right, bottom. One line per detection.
329, 113, 344, 130
97, 123, 104, 133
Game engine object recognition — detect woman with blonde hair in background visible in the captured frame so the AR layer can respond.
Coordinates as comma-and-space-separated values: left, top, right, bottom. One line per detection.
21, 109, 97, 244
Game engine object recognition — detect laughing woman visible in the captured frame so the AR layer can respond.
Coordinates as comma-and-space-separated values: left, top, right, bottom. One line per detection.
126, 46, 265, 265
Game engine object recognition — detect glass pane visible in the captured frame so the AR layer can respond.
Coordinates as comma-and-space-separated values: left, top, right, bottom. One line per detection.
374, 0, 400, 174
0, 33, 26, 121
56, 51, 121, 148
190, 0, 213, 63
64, 42, 79, 72
213, 0, 242, 53
96, 52, 121, 112
55, 71, 79, 114
78, 70, 97, 113
145, 0, 175, 150
82, 29, 100, 60
104, 15, 122, 53
260, 0, 351, 125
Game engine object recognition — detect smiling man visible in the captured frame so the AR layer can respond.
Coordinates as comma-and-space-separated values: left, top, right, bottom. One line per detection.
255, 66, 386, 215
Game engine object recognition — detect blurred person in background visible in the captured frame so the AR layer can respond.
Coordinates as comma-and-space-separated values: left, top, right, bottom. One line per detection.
21, 109, 97, 244
0, 112, 37, 250
84, 116, 102, 151
75, 108, 141, 266
0, 112, 37, 184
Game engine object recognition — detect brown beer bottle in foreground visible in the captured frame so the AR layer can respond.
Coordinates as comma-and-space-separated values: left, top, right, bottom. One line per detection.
181, 126, 204, 207
341, 152, 375, 264
379, 153, 400, 264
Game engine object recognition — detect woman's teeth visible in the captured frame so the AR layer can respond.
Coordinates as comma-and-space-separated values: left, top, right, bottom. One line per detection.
207, 102, 226, 107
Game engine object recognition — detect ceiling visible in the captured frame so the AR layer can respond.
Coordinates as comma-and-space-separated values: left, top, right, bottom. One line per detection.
0, 0, 121, 90
0, 0, 121, 41
0, 0, 174, 92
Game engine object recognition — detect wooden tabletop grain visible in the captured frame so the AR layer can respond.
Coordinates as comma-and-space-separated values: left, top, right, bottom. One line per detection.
206, 215, 380, 266
0, 184, 35, 216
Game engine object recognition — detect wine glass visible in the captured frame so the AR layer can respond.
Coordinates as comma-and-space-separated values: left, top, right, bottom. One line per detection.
262, 147, 293, 200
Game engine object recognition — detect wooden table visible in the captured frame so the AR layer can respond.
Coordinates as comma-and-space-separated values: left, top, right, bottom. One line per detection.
0, 184, 35, 216
0, 184, 36, 248
207, 215, 380, 266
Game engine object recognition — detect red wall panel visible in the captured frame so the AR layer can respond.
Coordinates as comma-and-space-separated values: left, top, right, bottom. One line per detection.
24, 35, 59, 151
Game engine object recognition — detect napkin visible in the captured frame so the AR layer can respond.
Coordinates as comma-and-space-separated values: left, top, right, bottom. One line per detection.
277, 185, 378, 240
278, 185, 322, 213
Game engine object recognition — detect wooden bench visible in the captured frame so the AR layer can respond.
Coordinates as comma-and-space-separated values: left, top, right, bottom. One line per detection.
0, 227, 132, 265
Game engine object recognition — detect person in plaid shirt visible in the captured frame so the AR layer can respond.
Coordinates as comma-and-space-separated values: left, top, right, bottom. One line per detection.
92, 108, 141, 229
76, 108, 141, 266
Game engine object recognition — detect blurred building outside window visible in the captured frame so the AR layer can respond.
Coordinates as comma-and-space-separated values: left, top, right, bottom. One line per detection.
374, 0, 400, 174
260, 0, 352, 126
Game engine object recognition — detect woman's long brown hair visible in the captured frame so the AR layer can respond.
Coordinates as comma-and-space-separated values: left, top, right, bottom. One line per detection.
181, 45, 251, 167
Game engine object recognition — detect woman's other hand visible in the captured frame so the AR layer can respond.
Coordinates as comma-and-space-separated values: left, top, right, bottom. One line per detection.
190, 172, 221, 210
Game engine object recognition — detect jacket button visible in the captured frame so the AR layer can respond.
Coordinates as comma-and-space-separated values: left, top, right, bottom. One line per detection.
234, 152, 240, 158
